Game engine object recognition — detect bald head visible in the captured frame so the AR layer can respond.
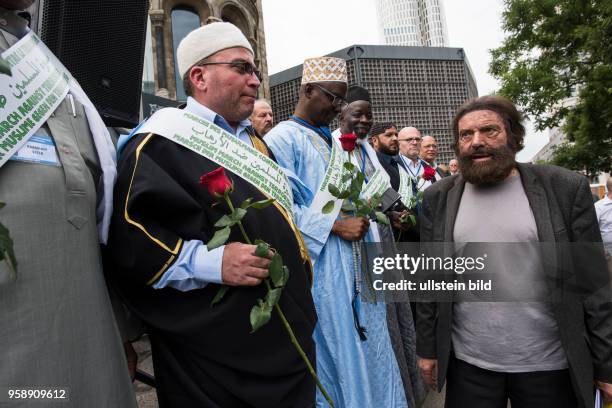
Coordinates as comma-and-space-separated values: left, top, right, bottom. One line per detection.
398, 127, 422, 160
420, 135, 438, 164
449, 159, 459, 174
250, 99, 273, 136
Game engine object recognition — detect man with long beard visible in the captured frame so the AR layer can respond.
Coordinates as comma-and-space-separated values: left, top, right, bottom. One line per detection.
417, 95, 612, 407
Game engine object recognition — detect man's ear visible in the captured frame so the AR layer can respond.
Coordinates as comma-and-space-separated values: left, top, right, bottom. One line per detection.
304, 83, 314, 99
189, 66, 206, 91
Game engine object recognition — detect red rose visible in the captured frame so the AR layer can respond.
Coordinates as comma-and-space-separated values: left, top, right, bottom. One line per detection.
200, 167, 233, 197
422, 166, 436, 181
339, 133, 357, 152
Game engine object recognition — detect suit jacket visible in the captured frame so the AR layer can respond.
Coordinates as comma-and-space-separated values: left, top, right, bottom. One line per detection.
376, 151, 421, 242
376, 151, 405, 191
416, 163, 612, 408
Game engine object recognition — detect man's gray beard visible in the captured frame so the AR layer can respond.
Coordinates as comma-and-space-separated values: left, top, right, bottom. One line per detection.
459, 145, 517, 185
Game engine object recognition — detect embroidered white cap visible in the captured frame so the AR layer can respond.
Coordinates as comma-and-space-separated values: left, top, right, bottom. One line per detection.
301, 57, 347, 84
177, 22, 253, 79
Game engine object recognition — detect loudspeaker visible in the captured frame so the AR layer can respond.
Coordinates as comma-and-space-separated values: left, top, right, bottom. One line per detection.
33, 0, 150, 127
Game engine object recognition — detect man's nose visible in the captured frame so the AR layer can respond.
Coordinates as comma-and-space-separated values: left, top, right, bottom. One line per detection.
470, 132, 486, 147
247, 72, 260, 87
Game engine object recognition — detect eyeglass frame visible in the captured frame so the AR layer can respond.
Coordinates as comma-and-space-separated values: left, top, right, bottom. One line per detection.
197, 60, 262, 81
398, 136, 422, 143
310, 83, 347, 107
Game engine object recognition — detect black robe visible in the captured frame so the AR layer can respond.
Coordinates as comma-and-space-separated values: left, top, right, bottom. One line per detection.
104, 130, 317, 408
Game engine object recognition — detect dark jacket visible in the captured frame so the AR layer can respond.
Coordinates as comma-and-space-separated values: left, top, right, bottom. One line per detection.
416, 163, 612, 408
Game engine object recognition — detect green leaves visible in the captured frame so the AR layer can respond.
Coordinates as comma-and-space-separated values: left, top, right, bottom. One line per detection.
375, 211, 390, 226
343, 162, 355, 172
490, 0, 612, 175
254, 240, 270, 257
322, 200, 335, 214
211, 285, 229, 306
0, 58, 11, 77
265, 288, 282, 307
240, 197, 275, 210
328, 184, 341, 197
250, 198, 275, 209
269, 253, 287, 287
0, 202, 17, 281
250, 299, 272, 333
240, 198, 253, 209
207, 226, 231, 250
214, 208, 247, 228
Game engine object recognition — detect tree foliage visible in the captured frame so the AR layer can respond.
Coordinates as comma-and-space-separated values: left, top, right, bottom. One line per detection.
490, 0, 612, 176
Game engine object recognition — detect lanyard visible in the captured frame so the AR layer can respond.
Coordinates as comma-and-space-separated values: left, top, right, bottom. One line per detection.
358, 144, 369, 183
289, 115, 332, 146
402, 155, 422, 178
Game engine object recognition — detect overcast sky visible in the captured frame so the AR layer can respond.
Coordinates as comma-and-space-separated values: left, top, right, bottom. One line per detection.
260, 0, 548, 162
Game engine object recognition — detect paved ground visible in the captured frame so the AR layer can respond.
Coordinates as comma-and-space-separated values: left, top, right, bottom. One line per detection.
133, 337, 158, 408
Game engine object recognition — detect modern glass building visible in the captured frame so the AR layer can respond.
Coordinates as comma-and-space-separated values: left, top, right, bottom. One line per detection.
375, 0, 448, 47
269, 45, 478, 165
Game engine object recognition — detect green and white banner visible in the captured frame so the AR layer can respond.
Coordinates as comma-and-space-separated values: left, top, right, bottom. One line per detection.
397, 166, 414, 207
361, 168, 391, 200
310, 138, 347, 220
0, 32, 70, 167
135, 108, 294, 214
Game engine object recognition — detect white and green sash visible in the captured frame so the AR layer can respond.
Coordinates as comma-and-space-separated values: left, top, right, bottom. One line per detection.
0, 33, 70, 167
0, 31, 117, 243
134, 108, 294, 214
310, 137, 347, 222
397, 166, 415, 207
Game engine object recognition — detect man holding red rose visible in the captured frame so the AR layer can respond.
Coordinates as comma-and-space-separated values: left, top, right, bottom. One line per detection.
265, 61, 417, 407
105, 22, 317, 407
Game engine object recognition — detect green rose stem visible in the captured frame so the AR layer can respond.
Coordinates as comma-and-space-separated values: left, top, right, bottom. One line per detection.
223, 193, 335, 407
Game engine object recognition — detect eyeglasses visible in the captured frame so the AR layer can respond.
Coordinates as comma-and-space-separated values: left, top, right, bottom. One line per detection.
458, 126, 502, 142
311, 83, 347, 107
398, 137, 422, 143
198, 60, 262, 81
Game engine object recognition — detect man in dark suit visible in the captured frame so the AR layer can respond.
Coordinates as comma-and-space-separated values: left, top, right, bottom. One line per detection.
417, 95, 612, 407
369, 121, 403, 190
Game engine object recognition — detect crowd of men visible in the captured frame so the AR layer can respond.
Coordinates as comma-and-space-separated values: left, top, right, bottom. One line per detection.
1, 5, 611, 408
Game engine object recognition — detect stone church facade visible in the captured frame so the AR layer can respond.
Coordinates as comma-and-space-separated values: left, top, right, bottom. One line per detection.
147, 0, 269, 101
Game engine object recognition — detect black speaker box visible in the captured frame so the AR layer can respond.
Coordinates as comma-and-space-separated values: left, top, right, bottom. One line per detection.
35, 0, 150, 127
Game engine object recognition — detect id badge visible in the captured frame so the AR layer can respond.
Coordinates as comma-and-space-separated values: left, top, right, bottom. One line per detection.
9, 134, 61, 166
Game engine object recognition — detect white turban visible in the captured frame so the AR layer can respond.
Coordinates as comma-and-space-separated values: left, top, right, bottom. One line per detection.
176, 22, 254, 79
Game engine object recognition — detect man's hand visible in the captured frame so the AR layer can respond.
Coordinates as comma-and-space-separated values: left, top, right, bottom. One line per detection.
418, 358, 438, 390
596, 381, 612, 403
123, 341, 137, 382
221, 242, 271, 286
332, 217, 370, 241
390, 210, 414, 231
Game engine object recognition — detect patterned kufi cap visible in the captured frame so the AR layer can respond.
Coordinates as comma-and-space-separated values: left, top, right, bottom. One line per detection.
301, 57, 347, 84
